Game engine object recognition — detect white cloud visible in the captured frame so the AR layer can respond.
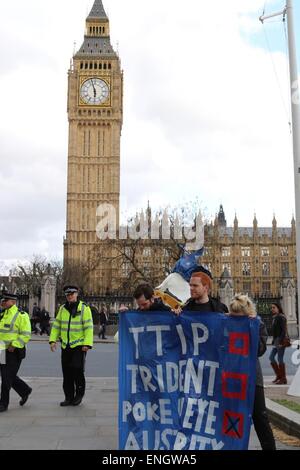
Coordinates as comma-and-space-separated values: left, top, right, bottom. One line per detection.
0, 0, 299, 268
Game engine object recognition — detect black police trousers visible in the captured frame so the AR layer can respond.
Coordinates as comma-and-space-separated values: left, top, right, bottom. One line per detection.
61, 346, 86, 401
0, 349, 31, 408
252, 385, 276, 450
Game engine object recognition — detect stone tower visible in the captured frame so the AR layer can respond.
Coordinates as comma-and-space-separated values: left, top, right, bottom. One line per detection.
64, 0, 123, 293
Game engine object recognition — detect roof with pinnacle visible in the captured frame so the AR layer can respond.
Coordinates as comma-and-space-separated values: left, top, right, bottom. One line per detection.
87, 0, 108, 20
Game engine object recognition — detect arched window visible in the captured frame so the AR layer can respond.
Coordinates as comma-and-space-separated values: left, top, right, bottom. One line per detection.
89, 62, 93, 69
103, 63, 107, 70
99, 63, 102, 69
108, 63, 111, 69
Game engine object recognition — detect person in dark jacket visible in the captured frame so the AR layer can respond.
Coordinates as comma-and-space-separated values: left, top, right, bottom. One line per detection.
31, 303, 41, 334
229, 294, 276, 450
39, 307, 50, 336
133, 284, 171, 312
269, 303, 288, 384
99, 309, 108, 339
183, 267, 229, 313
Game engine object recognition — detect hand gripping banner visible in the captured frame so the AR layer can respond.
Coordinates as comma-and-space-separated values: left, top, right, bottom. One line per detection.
119, 311, 259, 451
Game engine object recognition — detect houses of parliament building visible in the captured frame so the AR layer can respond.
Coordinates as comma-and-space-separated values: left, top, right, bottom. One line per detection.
203, 205, 296, 299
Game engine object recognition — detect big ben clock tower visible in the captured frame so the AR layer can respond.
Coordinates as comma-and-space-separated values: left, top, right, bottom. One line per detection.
64, 0, 123, 293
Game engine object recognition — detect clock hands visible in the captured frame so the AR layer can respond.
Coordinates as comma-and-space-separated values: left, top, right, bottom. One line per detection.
80, 78, 108, 104
91, 79, 97, 99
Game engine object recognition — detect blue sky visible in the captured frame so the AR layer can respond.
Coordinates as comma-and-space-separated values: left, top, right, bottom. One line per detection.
243, 0, 300, 64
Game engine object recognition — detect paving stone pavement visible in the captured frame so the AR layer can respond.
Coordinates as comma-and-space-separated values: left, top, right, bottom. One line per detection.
0, 377, 118, 450
0, 377, 298, 450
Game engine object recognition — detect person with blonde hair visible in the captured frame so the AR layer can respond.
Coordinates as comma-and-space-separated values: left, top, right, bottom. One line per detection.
229, 294, 276, 450
229, 293, 257, 318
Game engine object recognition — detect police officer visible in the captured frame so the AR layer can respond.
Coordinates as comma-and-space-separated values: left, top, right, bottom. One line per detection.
0, 293, 32, 412
49, 285, 93, 406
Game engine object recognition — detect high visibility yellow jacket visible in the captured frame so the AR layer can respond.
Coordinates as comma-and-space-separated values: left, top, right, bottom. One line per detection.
49, 301, 93, 349
0, 305, 31, 350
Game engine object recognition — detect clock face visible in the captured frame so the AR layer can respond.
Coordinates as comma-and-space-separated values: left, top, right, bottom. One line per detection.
80, 78, 110, 105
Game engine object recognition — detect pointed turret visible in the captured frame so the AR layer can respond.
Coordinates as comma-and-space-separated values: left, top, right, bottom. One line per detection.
217, 205, 227, 227
234, 213, 238, 230
233, 213, 239, 241
86, 0, 110, 37
75, 0, 116, 58
272, 214, 278, 240
253, 213, 258, 230
291, 215, 296, 241
87, 0, 108, 20
253, 213, 258, 241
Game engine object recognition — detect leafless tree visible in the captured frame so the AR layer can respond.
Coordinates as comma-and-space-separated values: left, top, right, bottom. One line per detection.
10, 256, 63, 296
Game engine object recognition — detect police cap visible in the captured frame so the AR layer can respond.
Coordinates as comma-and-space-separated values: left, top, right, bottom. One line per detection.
1, 293, 19, 301
63, 285, 79, 295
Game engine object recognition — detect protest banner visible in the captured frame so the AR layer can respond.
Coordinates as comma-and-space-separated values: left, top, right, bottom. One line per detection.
119, 311, 259, 450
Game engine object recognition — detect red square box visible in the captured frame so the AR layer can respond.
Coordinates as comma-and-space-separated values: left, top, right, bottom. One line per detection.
222, 410, 244, 439
229, 332, 249, 356
222, 371, 248, 400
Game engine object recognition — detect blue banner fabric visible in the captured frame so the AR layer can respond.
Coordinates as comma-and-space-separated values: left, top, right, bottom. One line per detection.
119, 311, 259, 451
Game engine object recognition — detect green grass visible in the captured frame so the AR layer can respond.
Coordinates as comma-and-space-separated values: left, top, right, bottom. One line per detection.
274, 399, 300, 414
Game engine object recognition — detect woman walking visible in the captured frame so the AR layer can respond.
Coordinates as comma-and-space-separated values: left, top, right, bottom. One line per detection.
269, 303, 288, 385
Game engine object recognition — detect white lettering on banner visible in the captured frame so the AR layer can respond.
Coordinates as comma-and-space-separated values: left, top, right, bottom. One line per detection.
183, 398, 198, 430
126, 365, 139, 393
128, 327, 144, 360
157, 364, 165, 392
139, 366, 157, 392
128, 323, 210, 360
166, 362, 178, 393
181, 398, 219, 435
206, 361, 219, 396
192, 323, 209, 355
123, 399, 172, 424
194, 399, 209, 432
124, 429, 224, 451
122, 398, 219, 433
205, 401, 219, 435
146, 325, 171, 356
176, 324, 187, 354
184, 359, 204, 393
126, 360, 219, 394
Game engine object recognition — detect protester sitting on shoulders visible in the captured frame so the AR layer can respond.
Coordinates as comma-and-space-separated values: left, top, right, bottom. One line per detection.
228, 294, 276, 451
